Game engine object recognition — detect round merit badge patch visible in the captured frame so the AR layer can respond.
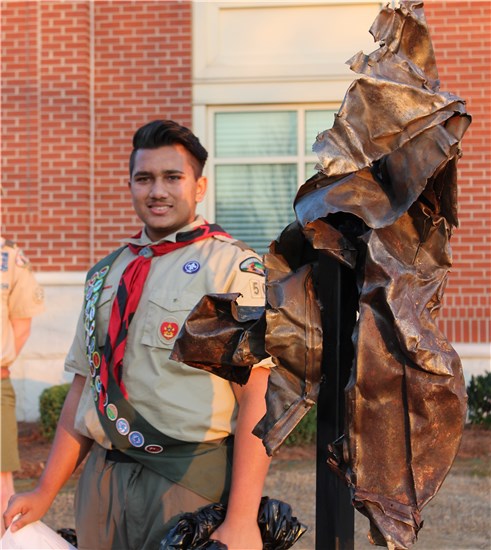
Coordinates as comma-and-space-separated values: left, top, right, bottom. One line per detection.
92, 351, 101, 369
116, 418, 130, 436
106, 403, 118, 421
183, 260, 200, 274
92, 278, 104, 293
160, 320, 179, 341
129, 431, 145, 448
145, 444, 164, 454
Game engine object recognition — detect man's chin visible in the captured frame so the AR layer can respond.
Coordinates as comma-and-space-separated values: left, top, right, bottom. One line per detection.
145, 223, 177, 241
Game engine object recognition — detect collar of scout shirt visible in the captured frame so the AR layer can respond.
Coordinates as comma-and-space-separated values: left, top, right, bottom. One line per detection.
123, 215, 207, 247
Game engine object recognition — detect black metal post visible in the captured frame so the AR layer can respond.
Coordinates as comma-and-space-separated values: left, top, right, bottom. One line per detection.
315, 253, 357, 549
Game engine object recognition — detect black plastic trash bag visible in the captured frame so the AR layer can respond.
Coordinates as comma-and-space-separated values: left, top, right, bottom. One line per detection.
257, 497, 308, 550
160, 496, 307, 550
57, 528, 78, 548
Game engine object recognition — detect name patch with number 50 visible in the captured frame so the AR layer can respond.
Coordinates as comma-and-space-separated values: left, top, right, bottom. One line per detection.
250, 279, 265, 298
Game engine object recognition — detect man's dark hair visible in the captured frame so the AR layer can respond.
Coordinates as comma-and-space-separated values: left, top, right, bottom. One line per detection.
129, 120, 208, 177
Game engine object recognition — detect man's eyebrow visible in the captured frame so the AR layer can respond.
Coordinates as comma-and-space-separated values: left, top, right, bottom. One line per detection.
161, 169, 184, 175
132, 169, 184, 177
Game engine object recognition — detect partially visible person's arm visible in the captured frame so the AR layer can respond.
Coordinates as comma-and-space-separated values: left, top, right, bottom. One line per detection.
11, 317, 32, 357
211, 366, 271, 550
3, 374, 93, 532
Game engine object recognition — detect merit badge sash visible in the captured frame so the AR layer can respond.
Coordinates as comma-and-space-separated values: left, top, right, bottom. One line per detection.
83, 224, 234, 502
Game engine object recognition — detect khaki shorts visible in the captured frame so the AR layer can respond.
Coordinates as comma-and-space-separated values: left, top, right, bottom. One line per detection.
1, 378, 20, 472
75, 444, 213, 550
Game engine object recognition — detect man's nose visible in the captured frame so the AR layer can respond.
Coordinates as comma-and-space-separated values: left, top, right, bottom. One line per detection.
149, 177, 169, 197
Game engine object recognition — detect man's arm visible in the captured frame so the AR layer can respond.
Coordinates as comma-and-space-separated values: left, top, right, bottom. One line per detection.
3, 374, 93, 532
11, 318, 32, 357
212, 366, 271, 550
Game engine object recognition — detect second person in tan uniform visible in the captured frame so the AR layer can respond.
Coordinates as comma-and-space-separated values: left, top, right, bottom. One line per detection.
1, 238, 44, 531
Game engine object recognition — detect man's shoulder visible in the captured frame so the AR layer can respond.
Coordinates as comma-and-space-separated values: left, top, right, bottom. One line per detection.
211, 233, 255, 253
208, 234, 263, 263
1, 238, 17, 250
86, 245, 127, 281
1, 239, 33, 270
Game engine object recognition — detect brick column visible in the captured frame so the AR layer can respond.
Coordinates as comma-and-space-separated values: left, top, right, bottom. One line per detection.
425, 1, 491, 343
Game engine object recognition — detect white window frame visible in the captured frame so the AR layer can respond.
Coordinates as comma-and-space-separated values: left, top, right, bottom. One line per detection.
204, 102, 340, 222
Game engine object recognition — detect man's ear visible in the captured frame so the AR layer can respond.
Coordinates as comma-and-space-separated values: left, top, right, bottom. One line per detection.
127, 179, 132, 189
196, 176, 207, 203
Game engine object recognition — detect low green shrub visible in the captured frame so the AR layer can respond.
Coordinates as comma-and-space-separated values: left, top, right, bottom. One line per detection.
284, 405, 317, 446
39, 383, 71, 441
467, 371, 491, 429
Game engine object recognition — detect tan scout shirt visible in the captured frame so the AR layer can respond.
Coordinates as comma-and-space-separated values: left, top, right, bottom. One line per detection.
1, 238, 45, 369
66, 217, 270, 447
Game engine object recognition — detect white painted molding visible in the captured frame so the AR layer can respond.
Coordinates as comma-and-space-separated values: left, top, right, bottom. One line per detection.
193, 1, 381, 84
36, 271, 86, 286
453, 343, 491, 360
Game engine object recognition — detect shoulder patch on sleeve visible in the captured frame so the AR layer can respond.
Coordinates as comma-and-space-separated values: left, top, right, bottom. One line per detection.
1, 251, 9, 272
15, 248, 31, 268
239, 257, 265, 277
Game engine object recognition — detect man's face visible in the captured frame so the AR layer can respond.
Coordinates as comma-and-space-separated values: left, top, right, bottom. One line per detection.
129, 144, 207, 242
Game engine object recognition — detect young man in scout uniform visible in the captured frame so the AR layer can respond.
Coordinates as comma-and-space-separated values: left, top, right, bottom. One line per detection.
1, 238, 45, 531
4, 120, 272, 549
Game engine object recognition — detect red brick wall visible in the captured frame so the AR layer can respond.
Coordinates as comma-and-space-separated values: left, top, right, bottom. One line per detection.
2, 1, 488, 344
425, 1, 491, 343
92, 1, 192, 259
1, 0, 192, 268
1, 1, 90, 270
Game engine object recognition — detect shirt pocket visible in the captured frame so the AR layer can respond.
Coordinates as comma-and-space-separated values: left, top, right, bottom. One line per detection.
141, 291, 202, 350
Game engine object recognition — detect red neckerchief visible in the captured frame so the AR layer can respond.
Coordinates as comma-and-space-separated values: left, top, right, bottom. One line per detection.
98, 222, 230, 411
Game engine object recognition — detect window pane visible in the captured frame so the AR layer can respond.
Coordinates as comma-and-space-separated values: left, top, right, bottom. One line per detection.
215, 164, 297, 255
215, 112, 297, 158
305, 162, 319, 178
304, 110, 336, 154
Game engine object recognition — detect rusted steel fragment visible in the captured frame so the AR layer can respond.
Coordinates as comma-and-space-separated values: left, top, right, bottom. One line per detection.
170, 293, 266, 385
172, 1, 470, 548
338, 202, 467, 550
254, 224, 323, 455
295, 1, 470, 548
312, 0, 465, 181
297, 113, 468, 233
